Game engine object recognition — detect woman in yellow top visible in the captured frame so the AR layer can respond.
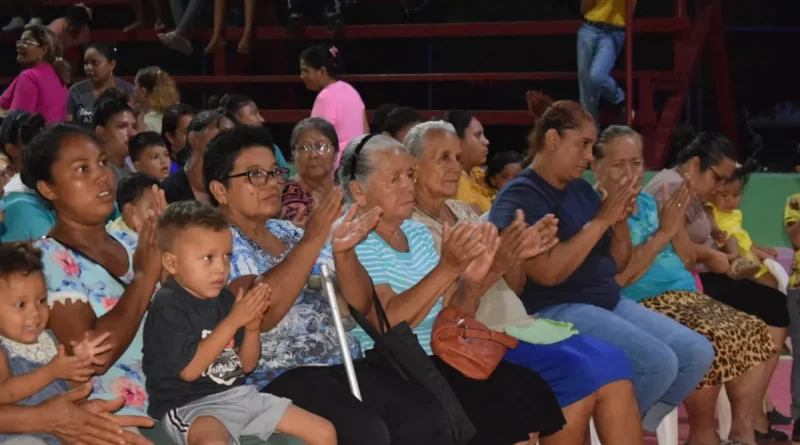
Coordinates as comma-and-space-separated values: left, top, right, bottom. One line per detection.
444, 109, 495, 213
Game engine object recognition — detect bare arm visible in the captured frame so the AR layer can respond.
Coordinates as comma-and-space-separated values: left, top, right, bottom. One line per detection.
374, 265, 461, 328
0, 349, 59, 404
48, 273, 159, 375
615, 230, 672, 287
180, 318, 240, 382
723, 236, 739, 258
523, 219, 611, 286
609, 222, 633, 271
335, 250, 374, 314
671, 227, 696, 269
580, 0, 596, 14
504, 263, 526, 295
239, 329, 261, 375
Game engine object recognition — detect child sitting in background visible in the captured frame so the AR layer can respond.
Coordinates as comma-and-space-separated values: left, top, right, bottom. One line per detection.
0, 244, 110, 445
705, 163, 780, 288
485, 151, 523, 194
107, 177, 163, 234
142, 201, 336, 445
48, 4, 91, 51
129, 131, 171, 180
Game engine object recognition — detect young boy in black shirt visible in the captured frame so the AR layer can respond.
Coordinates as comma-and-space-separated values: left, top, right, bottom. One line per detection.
143, 201, 337, 445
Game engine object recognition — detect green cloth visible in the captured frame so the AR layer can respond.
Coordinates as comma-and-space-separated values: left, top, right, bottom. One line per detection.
503, 318, 579, 345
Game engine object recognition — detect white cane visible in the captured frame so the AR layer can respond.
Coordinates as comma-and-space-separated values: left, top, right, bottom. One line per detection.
320, 264, 362, 401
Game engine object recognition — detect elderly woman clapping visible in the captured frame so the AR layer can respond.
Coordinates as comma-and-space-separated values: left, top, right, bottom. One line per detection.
340, 133, 593, 445
406, 121, 643, 444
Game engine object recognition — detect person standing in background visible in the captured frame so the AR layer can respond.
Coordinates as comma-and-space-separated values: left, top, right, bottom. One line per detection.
578, 0, 635, 125
0, 25, 69, 124
300, 45, 367, 168
68, 44, 134, 125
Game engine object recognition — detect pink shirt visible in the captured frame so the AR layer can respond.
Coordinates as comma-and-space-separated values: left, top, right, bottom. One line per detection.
310, 80, 366, 167
0, 63, 68, 124
48, 18, 90, 50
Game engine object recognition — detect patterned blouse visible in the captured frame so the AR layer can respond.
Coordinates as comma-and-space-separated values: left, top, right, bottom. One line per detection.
35, 231, 149, 416
280, 180, 314, 221
228, 219, 362, 389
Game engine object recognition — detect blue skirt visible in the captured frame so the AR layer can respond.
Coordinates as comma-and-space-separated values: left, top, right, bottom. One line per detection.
503, 334, 633, 407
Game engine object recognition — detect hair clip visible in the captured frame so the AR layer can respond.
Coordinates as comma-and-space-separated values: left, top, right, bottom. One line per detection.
55, 57, 63, 62
329, 46, 339, 57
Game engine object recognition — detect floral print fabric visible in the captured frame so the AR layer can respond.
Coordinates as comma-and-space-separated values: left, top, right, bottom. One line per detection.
229, 219, 362, 390
35, 231, 149, 416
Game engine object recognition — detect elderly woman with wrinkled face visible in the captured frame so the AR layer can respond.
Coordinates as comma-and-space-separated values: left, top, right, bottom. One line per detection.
339, 133, 577, 445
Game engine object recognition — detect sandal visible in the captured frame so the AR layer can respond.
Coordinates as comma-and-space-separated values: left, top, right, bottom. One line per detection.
159, 31, 194, 56
728, 258, 760, 280
755, 427, 789, 442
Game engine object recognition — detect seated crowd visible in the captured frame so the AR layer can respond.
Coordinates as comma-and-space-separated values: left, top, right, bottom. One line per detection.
0, 30, 797, 445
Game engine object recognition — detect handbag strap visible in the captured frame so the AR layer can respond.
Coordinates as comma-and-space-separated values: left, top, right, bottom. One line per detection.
49, 237, 128, 288
347, 276, 393, 337
435, 325, 519, 349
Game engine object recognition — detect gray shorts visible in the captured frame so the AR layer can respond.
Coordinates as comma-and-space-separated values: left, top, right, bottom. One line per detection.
161, 385, 292, 445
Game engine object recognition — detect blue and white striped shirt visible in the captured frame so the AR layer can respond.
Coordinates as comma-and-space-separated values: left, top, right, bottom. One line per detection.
353, 219, 443, 354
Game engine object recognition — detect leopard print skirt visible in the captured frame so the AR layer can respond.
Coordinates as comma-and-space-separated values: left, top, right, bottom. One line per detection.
641, 290, 779, 389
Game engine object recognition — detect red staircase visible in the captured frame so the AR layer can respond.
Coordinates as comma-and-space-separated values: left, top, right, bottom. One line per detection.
0, 0, 736, 169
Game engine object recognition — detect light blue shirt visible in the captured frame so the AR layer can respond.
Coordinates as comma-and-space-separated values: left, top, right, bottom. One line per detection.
353, 219, 443, 354
621, 193, 697, 302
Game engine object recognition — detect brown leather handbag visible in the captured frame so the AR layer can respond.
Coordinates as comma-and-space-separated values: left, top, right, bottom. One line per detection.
431, 306, 519, 380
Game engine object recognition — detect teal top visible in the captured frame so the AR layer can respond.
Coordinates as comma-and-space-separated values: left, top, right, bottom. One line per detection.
353, 219, 443, 354
621, 192, 697, 302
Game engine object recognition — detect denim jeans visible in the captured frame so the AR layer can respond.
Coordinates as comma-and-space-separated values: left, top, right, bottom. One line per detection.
788, 289, 800, 419
537, 298, 714, 432
577, 23, 626, 123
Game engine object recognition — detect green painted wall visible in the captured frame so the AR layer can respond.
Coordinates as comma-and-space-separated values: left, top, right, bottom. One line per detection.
583, 172, 800, 248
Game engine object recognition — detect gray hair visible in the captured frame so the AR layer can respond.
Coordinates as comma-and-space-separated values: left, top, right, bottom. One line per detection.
339, 134, 406, 203
594, 125, 641, 159
403, 120, 457, 159
289, 117, 339, 151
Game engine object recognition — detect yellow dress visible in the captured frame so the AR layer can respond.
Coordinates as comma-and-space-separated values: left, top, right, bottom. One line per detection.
784, 193, 800, 288
106, 216, 134, 234
706, 204, 768, 278
455, 167, 495, 214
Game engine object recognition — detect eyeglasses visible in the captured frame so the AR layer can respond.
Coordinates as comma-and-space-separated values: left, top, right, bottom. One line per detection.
294, 142, 334, 155
16, 39, 40, 48
224, 167, 290, 186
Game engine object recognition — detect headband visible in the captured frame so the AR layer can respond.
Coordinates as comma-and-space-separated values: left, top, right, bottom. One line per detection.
349, 134, 377, 181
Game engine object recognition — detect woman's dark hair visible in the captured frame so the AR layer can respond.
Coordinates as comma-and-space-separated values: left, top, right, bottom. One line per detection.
0, 243, 43, 281
24, 24, 70, 86
383, 107, 423, 139
202, 126, 275, 205
443, 110, 473, 139
86, 43, 118, 62
1, 111, 44, 148
217, 94, 254, 114
161, 103, 195, 152
371, 103, 398, 133
135, 66, 180, 113
486, 151, 523, 188
527, 90, 554, 123
290, 117, 339, 151
299, 44, 343, 78
675, 132, 737, 173
524, 100, 595, 164
93, 93, 133, 128
128, 131, 166, 162
22, 123, 102, 197
66, 5, 91, 28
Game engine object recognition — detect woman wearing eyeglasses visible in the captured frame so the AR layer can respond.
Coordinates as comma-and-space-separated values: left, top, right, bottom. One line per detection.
0, 25, 70, 124
280, 118, 337, 226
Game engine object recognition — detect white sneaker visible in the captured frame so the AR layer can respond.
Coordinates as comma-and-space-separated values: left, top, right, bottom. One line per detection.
2, 17, 24, 32
27, 17, 42, 26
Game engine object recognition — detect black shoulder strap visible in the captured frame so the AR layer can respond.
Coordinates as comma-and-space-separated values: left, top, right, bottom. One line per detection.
49, 237, 128, 288
348, 277, 392, 336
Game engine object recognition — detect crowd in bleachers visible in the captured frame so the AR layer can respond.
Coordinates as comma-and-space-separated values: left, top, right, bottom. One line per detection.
0, 2, 799, 445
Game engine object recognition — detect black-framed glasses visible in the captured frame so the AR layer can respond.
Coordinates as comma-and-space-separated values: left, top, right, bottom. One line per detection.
224, 167, 290, 186
294, 142, 334, 155
16, 39, 40, 48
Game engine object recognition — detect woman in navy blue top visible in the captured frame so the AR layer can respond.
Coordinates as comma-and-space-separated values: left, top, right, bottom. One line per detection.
490, 100, 715, 433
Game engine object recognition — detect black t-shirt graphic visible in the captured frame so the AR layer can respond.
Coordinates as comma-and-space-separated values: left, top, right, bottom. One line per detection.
143, 278, 245, 419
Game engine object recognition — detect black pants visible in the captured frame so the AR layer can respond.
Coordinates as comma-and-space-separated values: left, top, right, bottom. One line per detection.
264, 362, 452, 445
